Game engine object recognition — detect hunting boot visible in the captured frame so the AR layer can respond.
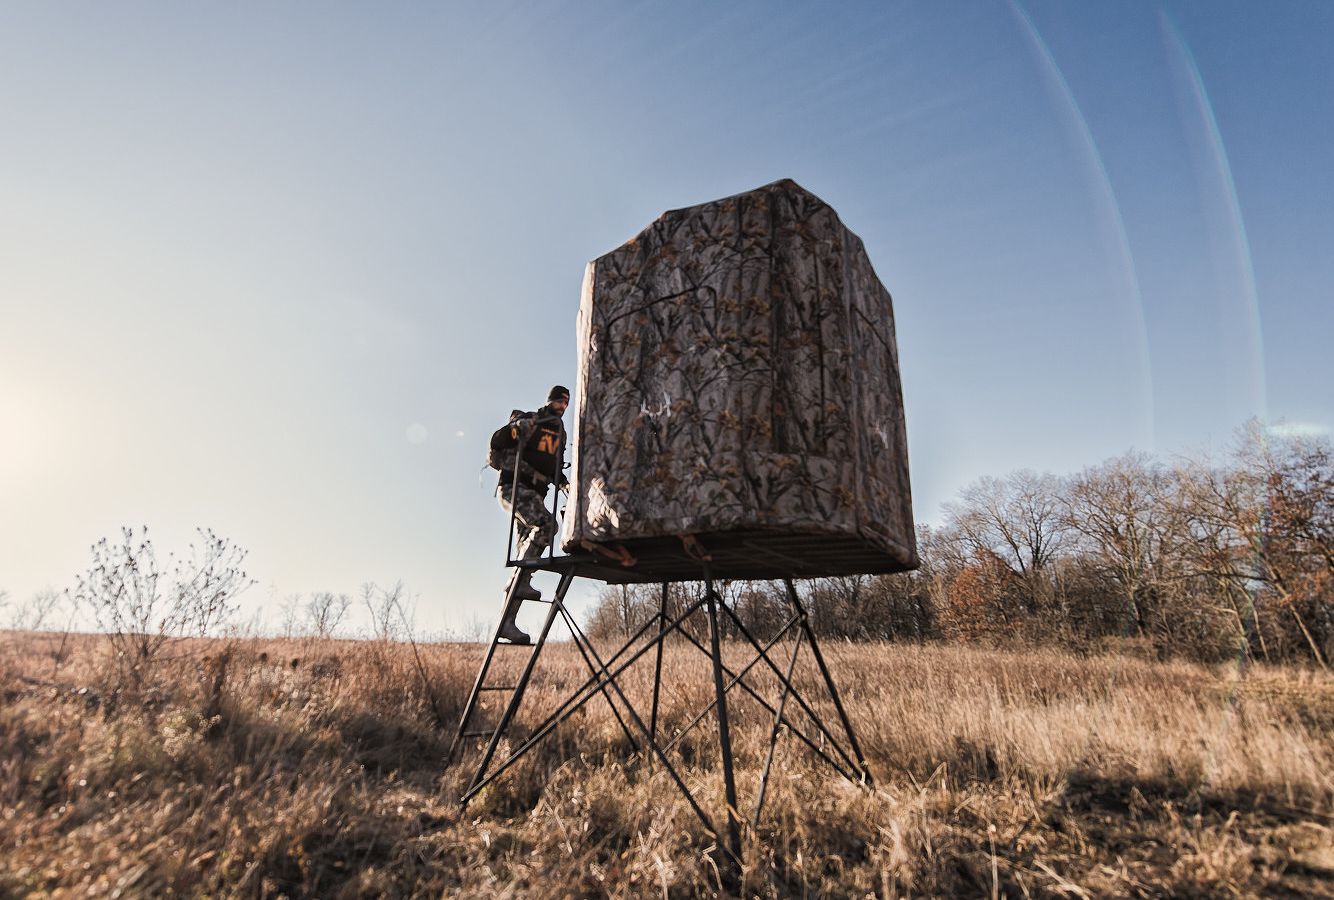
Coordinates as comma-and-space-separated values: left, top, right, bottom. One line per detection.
508, 568, 542, 602
498, 572, 537, 644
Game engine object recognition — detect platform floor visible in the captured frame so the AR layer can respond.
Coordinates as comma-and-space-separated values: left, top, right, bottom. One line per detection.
517, 529, 917, 584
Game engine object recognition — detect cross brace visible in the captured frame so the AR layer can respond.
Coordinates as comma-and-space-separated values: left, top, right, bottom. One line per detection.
448, 566, 873, 873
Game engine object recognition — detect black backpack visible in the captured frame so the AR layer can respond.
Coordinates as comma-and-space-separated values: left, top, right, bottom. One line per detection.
487, 409, 532, 470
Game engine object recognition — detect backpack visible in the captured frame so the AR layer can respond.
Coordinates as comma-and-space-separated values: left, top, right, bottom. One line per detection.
487, 409, 532, 470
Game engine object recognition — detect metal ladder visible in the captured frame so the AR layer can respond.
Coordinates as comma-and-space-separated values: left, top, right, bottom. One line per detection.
446, 568, 572, 778
451, 430, 641, 798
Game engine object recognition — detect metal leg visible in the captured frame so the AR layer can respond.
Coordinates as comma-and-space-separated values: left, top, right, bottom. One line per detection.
649, 582, 669, 745
719, 600, 862, 778
504, 450, 522, 567
448, 600, 510, 764
453, 560, 874, 874
784, 579, 873, 785
704, 574, 743, 872
657, 612, 801, 757
462, 596, 710, 803
661, 618, 856, 783
753, 629, 804, 827
560, 606, 640, 752
559, 610, 723, 848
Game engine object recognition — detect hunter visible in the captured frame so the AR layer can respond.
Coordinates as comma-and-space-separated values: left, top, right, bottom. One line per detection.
491, 384, 569, 644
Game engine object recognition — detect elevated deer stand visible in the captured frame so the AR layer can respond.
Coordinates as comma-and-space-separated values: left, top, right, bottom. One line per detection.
448, 551, 873, 872
454, 179, 912, 873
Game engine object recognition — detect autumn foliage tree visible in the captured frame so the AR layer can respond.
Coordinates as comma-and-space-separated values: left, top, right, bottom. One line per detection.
584, 420, 1332, 665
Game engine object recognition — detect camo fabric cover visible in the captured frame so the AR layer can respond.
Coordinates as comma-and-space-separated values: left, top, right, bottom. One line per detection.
562, 179, 916, 573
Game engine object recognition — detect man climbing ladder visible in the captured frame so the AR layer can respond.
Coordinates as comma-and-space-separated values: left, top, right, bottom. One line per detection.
489, 384, 569, 644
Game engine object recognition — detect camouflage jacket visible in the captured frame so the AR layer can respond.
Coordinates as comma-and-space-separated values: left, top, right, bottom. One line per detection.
495, 406, 567, 491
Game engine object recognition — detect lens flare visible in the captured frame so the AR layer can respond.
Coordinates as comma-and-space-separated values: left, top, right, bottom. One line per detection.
1008, 1, 1156, 453
1160, 12, 1268, 424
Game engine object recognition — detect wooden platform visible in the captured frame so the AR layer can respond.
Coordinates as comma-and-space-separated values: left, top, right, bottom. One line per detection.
518, 529, 916, 584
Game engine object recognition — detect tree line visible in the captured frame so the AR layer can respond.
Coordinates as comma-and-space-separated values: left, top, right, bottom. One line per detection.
586, 421, 1332, 666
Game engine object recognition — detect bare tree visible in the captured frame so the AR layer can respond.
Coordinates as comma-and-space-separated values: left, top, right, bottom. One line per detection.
731, 581, 790, 637
305, 591, 351, 639
71, 526, 252, 689
1176, 423, 1333, 667
278, 593, 302, 639
574, 423, 1329, 665
362, 581, 408, 642
7, 588, 64, 632
807, 576, 874, 637
946, 470, 1069, 579
1063, 452, 1181, 637
587, 582, 660, 641
613, 584, 639, 640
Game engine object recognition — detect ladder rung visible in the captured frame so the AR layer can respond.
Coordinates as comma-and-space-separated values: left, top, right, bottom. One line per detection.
480, 685, 517, 691
461, 730, 494, 739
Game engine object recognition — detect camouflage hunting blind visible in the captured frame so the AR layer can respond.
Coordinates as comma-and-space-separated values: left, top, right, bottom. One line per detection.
562, 179, 917, 582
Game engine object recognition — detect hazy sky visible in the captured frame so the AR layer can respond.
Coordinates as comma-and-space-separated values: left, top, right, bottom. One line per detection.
2, 1, 1330, 636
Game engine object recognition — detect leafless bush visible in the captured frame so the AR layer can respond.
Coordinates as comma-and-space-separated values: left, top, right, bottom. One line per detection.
306, 591, 351, 639
7, 588, 65, 632
70, 526, 253, 691
361, 581, 415, 642
277, 593, 302, 638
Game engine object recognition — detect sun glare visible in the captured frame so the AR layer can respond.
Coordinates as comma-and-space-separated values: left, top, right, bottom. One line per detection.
0, 385, 49, 488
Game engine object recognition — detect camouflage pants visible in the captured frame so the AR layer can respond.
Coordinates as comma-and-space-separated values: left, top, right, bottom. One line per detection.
498, 482, 555, 560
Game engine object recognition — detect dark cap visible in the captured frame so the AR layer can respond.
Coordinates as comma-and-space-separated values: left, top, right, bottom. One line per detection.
547, 384, 571, 402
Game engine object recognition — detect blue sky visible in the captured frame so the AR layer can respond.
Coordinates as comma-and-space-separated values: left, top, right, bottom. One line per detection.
2, 1, 1330, 636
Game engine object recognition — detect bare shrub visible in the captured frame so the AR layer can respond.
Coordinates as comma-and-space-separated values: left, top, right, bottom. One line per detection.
70, 526, 253, 691
305, 591, 351, 639
362, 581, 411, 642
7, 588, 65, 632
277, 592, 302, 638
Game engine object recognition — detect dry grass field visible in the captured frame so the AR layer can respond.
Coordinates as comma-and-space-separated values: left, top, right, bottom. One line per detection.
2, 628, 1333, 898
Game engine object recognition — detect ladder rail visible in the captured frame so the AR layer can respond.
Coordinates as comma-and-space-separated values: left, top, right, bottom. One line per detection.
447, 617, 512, 763
463, 569, 574, 796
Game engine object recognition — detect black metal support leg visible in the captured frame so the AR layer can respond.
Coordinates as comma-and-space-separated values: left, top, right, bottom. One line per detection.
559, 606, 640, 753
453, 558, 874, 876
448, 615, 508, 765
657, 612, 801, 757
649, 582, 669, 745
753, 629, 804, 827
661, 617, 857, 783
719, 601, 862, 778
461, 596, 709, 803
704, 573, 743, 871
784, 579, 873, 785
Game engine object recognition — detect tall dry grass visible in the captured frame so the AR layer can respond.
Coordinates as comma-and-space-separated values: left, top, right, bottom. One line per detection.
2, 628, 1332, 898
